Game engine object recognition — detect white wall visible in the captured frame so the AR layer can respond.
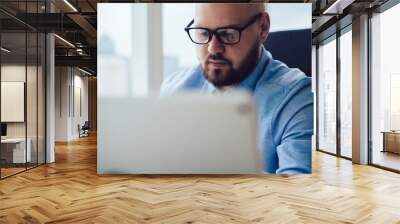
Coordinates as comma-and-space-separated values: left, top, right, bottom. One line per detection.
1, 65, 38, 138
55, 67, 89, 141
72, 73, 89, 138
1, 63, 46, 164
55, 66, 69, 141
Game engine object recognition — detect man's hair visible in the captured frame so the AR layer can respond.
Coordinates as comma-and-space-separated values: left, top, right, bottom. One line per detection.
249, 0, 268, 12
249, 0, 269, 3
195, 2, 267, 17
251, 2, 267, 13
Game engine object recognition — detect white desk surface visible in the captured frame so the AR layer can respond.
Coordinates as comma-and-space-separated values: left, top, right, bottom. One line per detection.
1, 138, 27, 144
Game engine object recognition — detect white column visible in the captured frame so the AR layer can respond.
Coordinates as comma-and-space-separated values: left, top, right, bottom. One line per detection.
352, 14, 369, 164
46, 33, 55, 163
311, 45, 317, 151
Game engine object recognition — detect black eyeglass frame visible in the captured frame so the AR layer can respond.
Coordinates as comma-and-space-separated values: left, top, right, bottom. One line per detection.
184, 13, 263, 45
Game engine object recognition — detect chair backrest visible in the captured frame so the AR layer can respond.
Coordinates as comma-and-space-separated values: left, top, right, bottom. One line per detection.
83, 121, 90, 129
263, 29, 311, 77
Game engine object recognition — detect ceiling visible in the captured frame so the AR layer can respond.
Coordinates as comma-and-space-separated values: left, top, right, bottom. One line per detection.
311, 0, 391, 43
0, 0, 101, 73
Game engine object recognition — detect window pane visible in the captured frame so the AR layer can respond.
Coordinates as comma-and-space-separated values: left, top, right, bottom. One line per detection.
371, 3, 400, 171
27, 31, 38, 169
1, 31, 27, 178
162, 4, 197, 79
318, 37, 337, 154
340, 30, 352, 158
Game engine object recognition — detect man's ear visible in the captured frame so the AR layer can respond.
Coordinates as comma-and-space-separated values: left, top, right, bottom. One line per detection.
260, 12, 270, 43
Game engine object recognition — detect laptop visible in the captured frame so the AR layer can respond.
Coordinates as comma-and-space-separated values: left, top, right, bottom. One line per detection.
98, 92, 263, 174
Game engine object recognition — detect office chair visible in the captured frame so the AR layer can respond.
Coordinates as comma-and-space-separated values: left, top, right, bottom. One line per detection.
263, 29, 312, 77
79, 121, 90, 138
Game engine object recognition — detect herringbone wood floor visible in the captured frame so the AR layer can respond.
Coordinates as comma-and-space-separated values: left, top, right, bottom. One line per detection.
1, 134, 400, 224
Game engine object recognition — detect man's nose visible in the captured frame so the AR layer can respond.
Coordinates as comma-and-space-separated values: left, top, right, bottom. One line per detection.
207, 34, 225, 55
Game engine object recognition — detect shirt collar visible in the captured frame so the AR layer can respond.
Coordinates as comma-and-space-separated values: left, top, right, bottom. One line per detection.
235, 47, 269, 92
201, 47, 269, 94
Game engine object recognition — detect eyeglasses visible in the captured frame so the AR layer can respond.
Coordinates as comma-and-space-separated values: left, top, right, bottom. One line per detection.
184, 13, 262, 45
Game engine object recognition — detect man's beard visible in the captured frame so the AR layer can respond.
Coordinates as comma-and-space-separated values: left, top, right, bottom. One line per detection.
202, 43, 260, 88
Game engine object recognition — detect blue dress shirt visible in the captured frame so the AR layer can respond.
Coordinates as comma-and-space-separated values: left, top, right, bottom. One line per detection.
160, 47, 313, 174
